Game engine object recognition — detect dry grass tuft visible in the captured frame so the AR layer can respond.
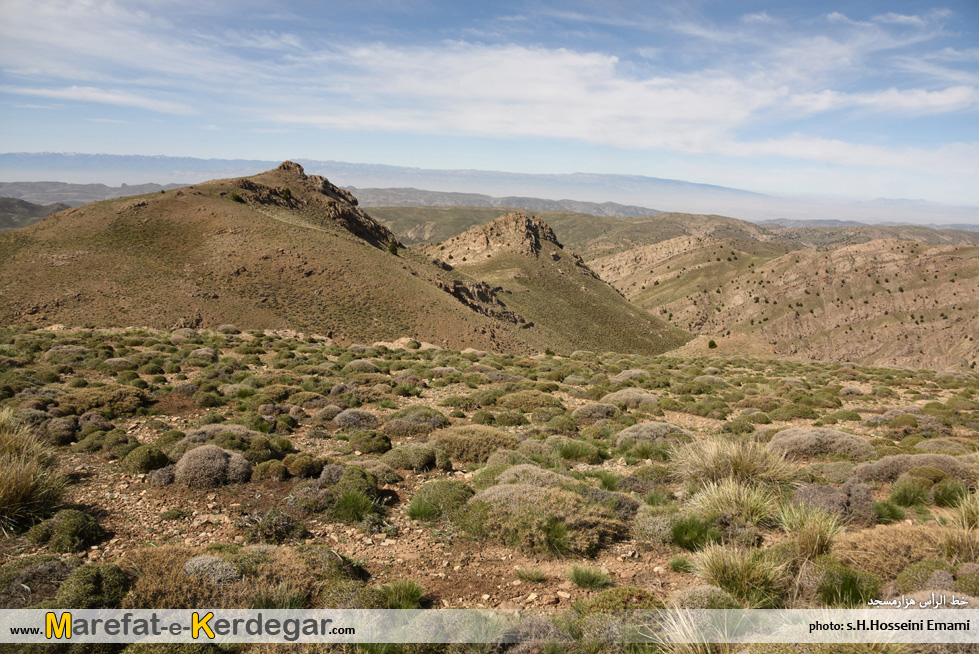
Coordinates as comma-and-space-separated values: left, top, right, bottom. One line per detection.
0, 407, 65, 535
671, 438, 794, 489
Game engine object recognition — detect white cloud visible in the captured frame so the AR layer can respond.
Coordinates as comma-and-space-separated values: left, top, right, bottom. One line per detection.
1, 85, 195, 114
0, 0, 976, 203
741, 11, 774, 23
788, 86, 979, 115
873, 12, 926, 26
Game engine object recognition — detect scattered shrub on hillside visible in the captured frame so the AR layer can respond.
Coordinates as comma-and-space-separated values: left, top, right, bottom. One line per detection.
174, 445, 252, 488
380, 444, 445, 471
689, 479, 778, 526
333, 409, 378, 430
55, 563, 131, 609
567, 565, 613, 589
669, 584, 741, 609
429, 425, 518, 463
407, 480, 474, 521
890, 477, 930, 507
768, 427, 874, 460
27, 509, 105, 553
778, 503, 844, 561
671, 515, 721, 552
58, 384, 148, 418
933, 479, 969, 507
793, 479, 876, 526
872, 500, 906, 524
600, 389, 659, 409
348, 430, 392, 454
814, 557, 881, 608
856, 454, 976, 485
458, 483, 626, 557
380, 579, 426, 609
243, 508, 310, 544
896, 559, 955, 594
572, 403, 620, 422
122, 444, 170, 473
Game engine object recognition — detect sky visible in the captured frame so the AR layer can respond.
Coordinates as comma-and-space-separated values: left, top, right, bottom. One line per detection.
1, 0, 978, 204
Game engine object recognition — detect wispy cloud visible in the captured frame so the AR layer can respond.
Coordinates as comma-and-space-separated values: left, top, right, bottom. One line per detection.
0, 0, 976, 203
1, 85, 195, 115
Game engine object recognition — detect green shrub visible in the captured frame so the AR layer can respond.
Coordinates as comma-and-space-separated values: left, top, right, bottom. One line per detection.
872, 500, 906, 524
252, 459, 288, 481
380, 579, 425, 609
777, 503, 844, 560
122, 444, 169, 473
348, 430, 392, 454
380, 444, 442, 471
283, 453, 324, 478
27, 509, 105, 553
896, 558, 954, 594
816, 558, 882, 607
933, 479, 968, 507
330, 489, 377, 523
429, 425, 518, 463
58, 384, 148, 418
669, 557, 693, 573
515, 567, 545, 582
174, 445, 252, 488
671, 515, 720, 552
55, 563, 131, 608
407, 480, 474, 521
567, 565, 613, 589
890, 478, 930, 507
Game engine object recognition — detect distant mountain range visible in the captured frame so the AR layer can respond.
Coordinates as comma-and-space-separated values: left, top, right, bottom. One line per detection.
1, 152, 976, 226
348, 187, 661, 218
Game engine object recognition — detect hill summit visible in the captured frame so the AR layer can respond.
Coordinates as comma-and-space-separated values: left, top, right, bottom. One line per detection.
0, 164, 690, 355
223, 161, 399, 248
432, 211, 562, 260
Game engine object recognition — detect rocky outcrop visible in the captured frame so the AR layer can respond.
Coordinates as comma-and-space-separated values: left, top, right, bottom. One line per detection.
429, 212, 562, 261
235, 161, 400, 249
436, 280, 528, 326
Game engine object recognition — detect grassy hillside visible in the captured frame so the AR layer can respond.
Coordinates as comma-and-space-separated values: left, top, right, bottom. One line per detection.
596, 237, 979, 369
0, 197, 70, 230
423, 212, 692, 356
774, 224, 979, 249
0, 165, 688, 356
370, 205, 782, 258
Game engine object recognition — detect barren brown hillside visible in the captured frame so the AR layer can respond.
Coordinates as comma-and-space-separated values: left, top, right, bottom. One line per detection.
0, 164, 687, 357
593, 237, 979, 369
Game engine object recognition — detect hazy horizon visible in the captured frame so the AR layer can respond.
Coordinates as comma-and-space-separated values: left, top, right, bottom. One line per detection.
1, 1, 978, 205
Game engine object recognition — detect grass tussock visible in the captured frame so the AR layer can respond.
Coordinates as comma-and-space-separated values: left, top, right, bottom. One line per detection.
689, 479, 779, 526
567, 565, 613, 589
693, 544, 787, 608
778, 503, 845, 561
0, 407, 65, 535
671, 438, 794, 489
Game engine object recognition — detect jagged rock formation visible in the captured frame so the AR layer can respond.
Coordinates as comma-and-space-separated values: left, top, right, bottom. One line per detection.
227, 161, 399, 249
431, 212, 562, 260
436, 280, 527, 326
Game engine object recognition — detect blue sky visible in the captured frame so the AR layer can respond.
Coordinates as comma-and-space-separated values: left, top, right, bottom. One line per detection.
1, 0, 978, 203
